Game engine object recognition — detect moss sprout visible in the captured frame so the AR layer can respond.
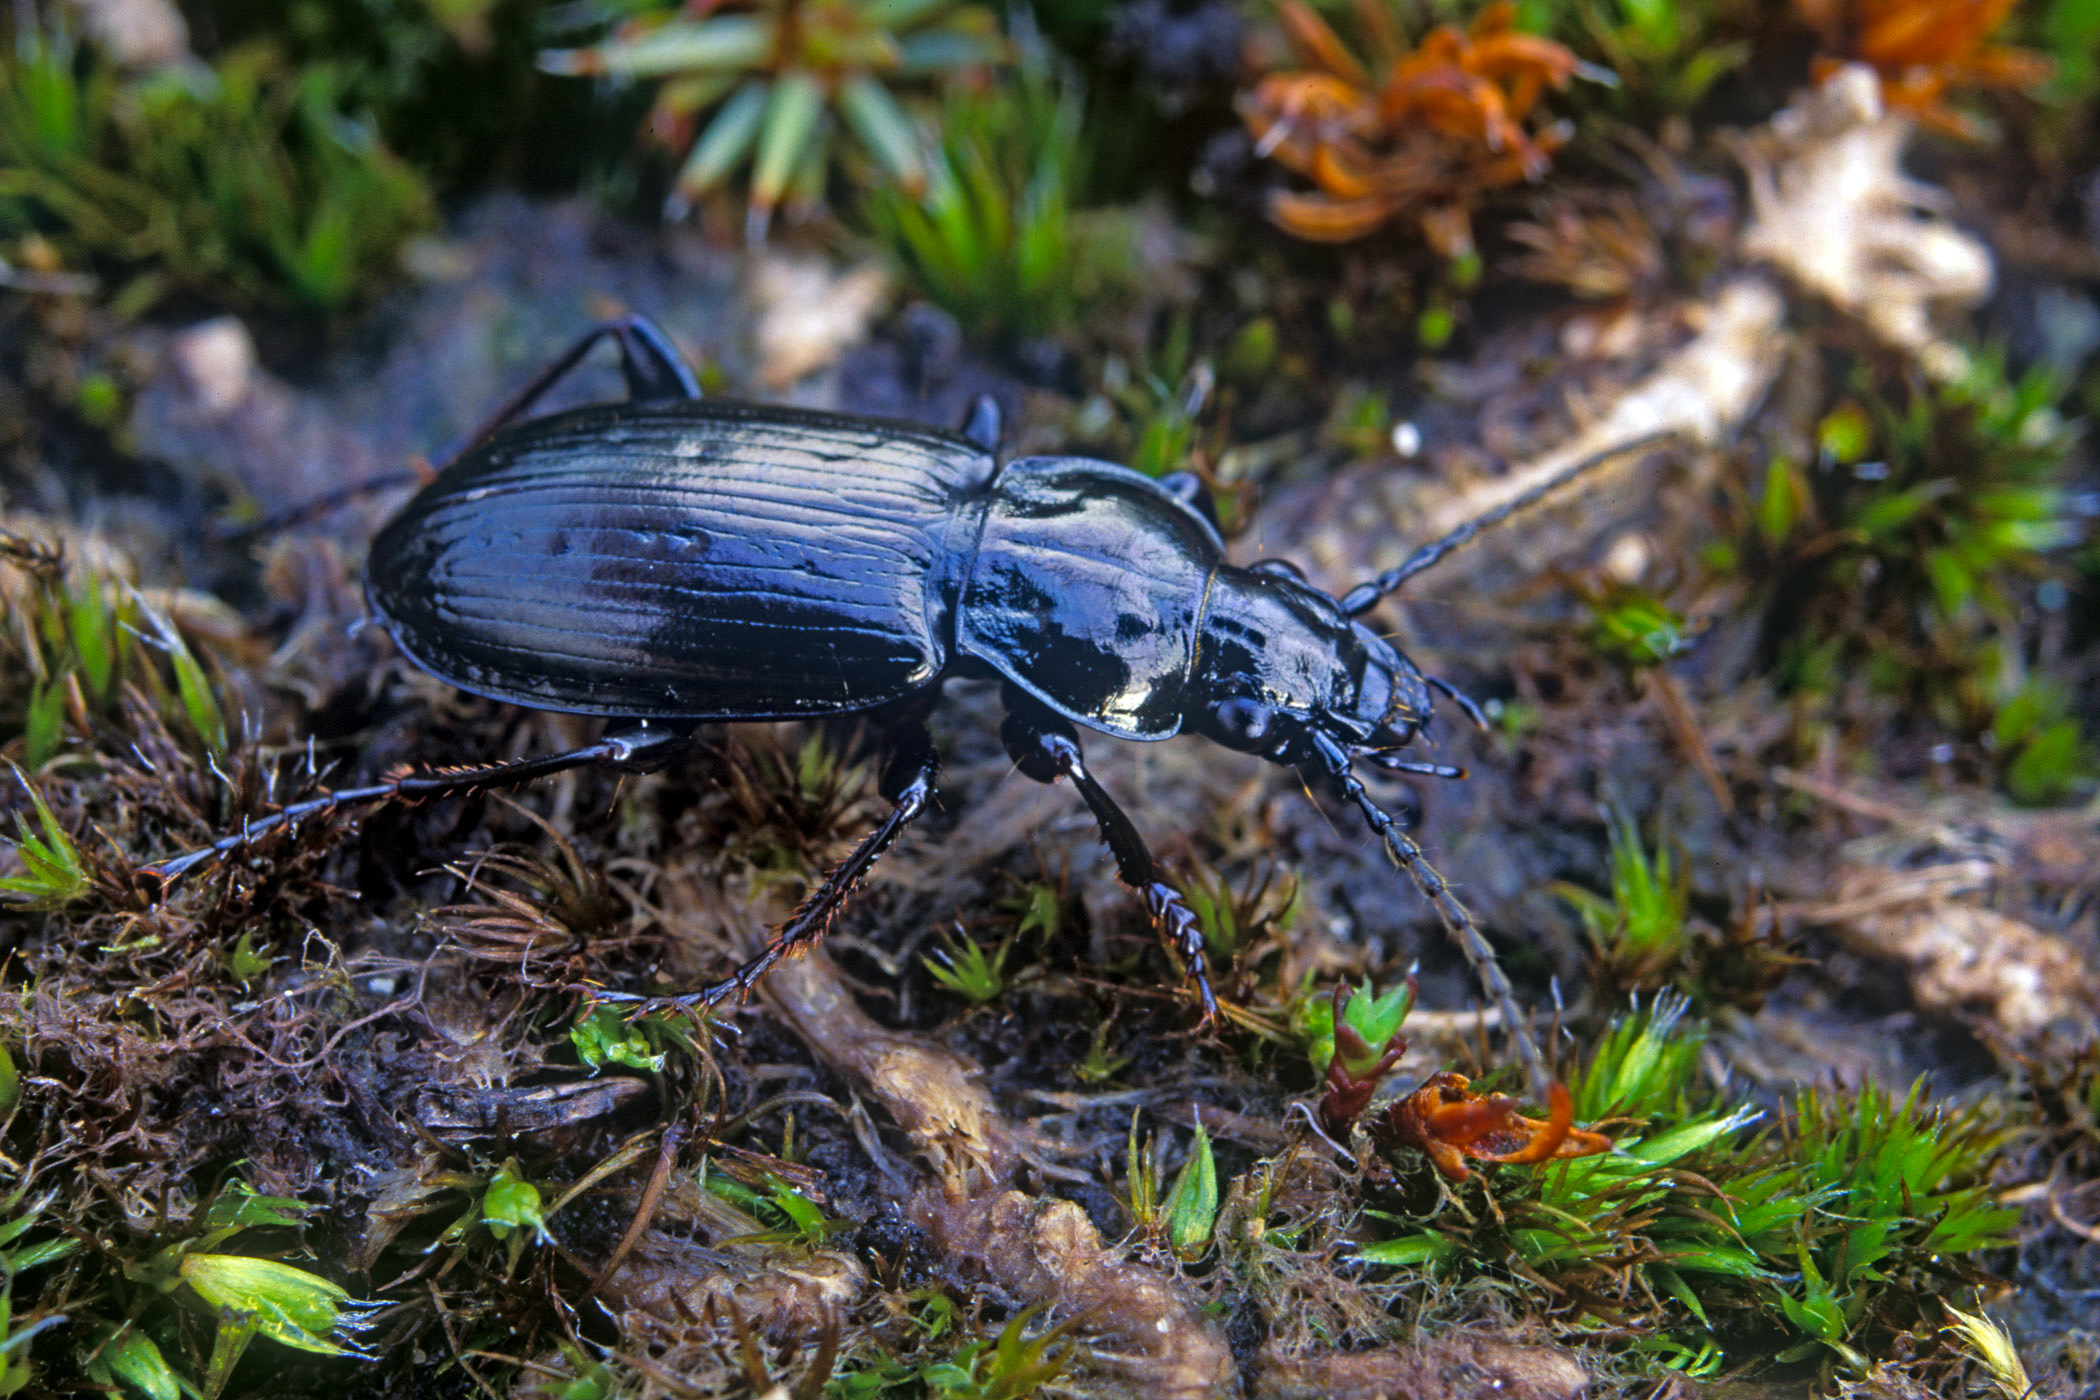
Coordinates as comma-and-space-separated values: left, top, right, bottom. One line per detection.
0, 33, 433, 310
861, 42, 1144, 347
1239, 0, 1594, 257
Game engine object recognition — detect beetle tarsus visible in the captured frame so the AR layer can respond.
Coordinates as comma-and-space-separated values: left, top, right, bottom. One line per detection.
221, 469, 429, 544
1426, 674, 1490, 731
1144, 880, 1218, 1023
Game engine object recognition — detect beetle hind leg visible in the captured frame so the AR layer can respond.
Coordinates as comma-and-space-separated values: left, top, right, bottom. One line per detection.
140, 726, 693, 885
226, 317, 706, 542
435, 314, 704, 473
1000, 695, 1218, 1024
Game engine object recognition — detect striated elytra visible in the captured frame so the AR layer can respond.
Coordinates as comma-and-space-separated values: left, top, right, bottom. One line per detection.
158, 314, 1652, 1092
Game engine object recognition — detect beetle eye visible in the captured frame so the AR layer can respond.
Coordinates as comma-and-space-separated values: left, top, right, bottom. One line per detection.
1215, 698, 1274, 744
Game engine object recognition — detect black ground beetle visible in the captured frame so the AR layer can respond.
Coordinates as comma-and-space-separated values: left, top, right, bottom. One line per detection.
149, 314, 1657, 1092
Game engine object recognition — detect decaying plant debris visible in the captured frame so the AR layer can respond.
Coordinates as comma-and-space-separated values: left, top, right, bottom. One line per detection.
2, 6, 2096, 1396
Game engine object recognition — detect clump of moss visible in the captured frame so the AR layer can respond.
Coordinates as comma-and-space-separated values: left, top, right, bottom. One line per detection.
860, 39, 1144, 349
1553, 809, 1798, 1007
0, 33, 433, 312
1719, 351, 2090, 802
1351, 997, 2018, 1377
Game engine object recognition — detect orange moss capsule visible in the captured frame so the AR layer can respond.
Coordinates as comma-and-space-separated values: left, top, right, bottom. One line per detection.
1797, 0, 2053, 138
1377, 1072, 1613, 1182
1238, 1, 1583, 255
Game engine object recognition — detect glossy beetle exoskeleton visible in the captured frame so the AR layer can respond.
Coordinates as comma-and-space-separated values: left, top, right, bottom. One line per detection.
150, 315, 1651, 1090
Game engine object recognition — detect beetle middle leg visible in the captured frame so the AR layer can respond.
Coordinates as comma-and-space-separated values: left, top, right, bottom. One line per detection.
999, 691, 1218, 1023
645, 722, 943, 1010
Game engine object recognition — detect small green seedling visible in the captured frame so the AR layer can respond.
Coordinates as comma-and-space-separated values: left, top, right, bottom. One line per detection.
919, 1304, 1074, 1400
1162, 1119, 1220, 1255
571, 1005, 671, 1074
1, 764, 86, 910
1555, 809, 1692, 996
1584, 584, 1691, 668
923, 924, 1012, 1006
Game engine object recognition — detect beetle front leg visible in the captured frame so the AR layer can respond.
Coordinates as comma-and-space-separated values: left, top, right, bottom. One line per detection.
999, 694, 1218, 1024
673, 723, 942, 1008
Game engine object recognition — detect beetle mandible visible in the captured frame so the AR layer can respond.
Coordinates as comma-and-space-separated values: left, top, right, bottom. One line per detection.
150, 314, 1655, 1092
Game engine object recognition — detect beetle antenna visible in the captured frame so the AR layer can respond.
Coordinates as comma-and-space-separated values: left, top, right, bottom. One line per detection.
1338, 430, 1680, 616
1309, 732, 1551, 1099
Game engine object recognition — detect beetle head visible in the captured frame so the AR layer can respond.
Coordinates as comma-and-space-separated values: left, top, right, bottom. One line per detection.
1193, 563, 1435, 764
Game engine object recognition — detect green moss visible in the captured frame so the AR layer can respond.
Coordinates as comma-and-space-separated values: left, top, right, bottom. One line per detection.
0, 34, 433, 310
0, 765, 86, 910
922, 924, 1014, 1005
1356, 998, 2017, 1371
1555, 808, 1692, 996
1729, 351, 2089, 801
862, 45, 1141, 345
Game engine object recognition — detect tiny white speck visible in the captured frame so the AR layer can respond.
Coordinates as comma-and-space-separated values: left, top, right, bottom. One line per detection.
1391, 421, 1422, 459
1155, 1318, 1170, 1334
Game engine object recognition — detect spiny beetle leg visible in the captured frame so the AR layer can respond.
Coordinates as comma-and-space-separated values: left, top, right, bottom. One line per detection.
1306, 730, 1551, 1099
235, 318, 706, 541
1000, 692, 1219, 1024
651, 723, 942, 1012
435, 314, 703, 474
141, 726, 691, 885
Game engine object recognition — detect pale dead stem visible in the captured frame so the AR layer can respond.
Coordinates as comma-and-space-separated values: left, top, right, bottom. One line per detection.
1771, 769, 2100, 1046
